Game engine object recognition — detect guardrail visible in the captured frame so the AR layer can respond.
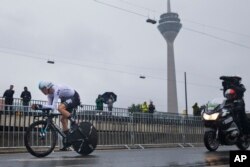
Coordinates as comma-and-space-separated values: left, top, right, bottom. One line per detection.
0, 97, 129, 114
0, 105, 204, 149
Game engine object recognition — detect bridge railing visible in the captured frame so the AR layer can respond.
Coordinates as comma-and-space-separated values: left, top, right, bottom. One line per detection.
0, 98, 129, 114
0, 98, 204, 149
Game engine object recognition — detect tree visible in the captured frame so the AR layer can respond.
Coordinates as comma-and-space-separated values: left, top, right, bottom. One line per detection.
128, 104, 141, 113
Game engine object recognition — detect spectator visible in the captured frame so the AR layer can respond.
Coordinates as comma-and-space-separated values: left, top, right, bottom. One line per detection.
148, 101, 155, 121
20, 86, 32, 112
192, 102, 201, 116
95, 94, 104, 111
148, 101, 155, 114
0, 98, 4, 111
140, 101, 148, 113
3, 85, 15, 112
107, 95, 114, 112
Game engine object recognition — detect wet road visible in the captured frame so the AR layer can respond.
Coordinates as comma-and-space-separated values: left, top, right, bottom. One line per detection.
0, 147, 237, 167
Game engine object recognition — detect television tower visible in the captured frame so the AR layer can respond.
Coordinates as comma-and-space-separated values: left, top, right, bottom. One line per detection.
157, 0, 182, 113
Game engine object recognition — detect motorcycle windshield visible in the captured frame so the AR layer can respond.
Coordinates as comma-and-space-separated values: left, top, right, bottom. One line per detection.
207, 98, 226, 111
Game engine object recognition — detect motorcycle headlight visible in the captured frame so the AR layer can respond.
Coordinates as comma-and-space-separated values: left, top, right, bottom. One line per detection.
203, 113, 219, 120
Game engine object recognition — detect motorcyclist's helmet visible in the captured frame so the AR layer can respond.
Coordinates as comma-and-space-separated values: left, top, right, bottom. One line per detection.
38, 81, 53, 90
225, 89, 236, 100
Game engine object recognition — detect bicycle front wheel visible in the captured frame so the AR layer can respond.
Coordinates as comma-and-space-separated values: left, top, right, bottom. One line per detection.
24, 120, 58, 157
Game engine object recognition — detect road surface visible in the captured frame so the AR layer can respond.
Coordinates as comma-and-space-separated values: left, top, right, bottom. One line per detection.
0, 146, 237, 167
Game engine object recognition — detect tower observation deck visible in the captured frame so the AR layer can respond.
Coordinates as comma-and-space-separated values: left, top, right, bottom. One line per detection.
157, 0, 182, 113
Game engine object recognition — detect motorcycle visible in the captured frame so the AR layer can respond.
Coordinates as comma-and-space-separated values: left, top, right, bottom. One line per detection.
202, 97, 250, 151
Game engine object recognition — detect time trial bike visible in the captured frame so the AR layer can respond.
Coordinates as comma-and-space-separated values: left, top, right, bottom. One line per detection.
24, 109, 98, 157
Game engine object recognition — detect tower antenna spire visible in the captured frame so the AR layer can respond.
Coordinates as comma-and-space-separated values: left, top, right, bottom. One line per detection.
167, 0, 171, 13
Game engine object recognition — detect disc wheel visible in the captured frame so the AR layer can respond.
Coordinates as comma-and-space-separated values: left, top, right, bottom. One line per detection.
72, 122, 98, 155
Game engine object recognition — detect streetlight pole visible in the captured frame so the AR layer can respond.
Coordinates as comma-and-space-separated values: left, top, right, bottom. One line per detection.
184, 72, 188, 115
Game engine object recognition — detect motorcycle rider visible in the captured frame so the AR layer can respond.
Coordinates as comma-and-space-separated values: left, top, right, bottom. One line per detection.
221, 76, 245, 98
221, 76, 250, 135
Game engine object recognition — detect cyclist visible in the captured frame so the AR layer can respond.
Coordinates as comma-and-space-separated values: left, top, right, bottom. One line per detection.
31, 81, 81, 150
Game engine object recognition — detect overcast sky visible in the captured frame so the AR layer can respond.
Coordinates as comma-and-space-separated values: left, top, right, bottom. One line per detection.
0, 0, 250, 114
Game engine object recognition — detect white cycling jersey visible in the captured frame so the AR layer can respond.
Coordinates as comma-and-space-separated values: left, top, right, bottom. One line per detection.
42, 84, 75, 110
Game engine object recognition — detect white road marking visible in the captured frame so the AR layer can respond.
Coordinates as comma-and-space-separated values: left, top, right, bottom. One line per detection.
8, 157, 92, 162
56, 165, 87, 167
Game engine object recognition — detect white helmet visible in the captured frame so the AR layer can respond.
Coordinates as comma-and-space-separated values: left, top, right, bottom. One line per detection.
38, 81, 53, 90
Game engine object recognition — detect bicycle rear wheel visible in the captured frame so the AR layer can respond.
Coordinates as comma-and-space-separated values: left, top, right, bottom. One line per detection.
72, 122, 98, 155
24, 120, 58, 157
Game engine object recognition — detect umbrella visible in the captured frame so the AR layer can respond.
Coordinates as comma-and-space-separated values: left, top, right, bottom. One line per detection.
102, 92, 117, 104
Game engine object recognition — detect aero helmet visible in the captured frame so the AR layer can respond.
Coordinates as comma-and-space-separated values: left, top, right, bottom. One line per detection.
225, 89, 236, 100
38, 81, 53, 90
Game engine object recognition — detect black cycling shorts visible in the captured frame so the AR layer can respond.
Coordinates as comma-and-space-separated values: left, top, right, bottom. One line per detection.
61, 91, 81, 112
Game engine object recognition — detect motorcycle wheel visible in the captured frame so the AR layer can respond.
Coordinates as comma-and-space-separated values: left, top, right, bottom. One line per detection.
236, 136, 250, 150
72, 122, 98, 155
204, 131, 219, 151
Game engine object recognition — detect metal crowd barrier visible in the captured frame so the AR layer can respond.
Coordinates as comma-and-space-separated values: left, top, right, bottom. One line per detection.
0, 98, 204, 149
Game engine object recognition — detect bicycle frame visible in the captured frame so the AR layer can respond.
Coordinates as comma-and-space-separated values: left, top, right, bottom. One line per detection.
34, 111, 67, 140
